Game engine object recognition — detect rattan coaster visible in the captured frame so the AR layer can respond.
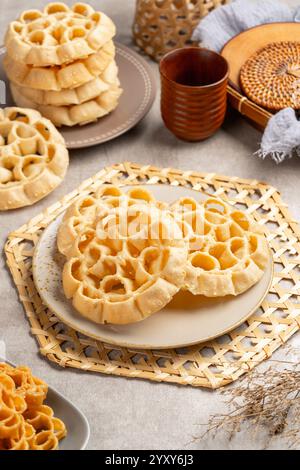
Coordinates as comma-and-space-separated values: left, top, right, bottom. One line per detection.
5, 162, 300, 389
240, 41, 300, 111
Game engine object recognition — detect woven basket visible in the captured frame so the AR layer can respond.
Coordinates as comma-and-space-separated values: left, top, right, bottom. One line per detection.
132, 0, 230, 61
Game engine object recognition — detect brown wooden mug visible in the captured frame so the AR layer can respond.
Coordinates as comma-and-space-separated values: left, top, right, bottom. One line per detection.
159, 47, 229, 141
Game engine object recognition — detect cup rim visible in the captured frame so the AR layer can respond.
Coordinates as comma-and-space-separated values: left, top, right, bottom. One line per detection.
159, 47, 229, 90
161, 76, 228, 94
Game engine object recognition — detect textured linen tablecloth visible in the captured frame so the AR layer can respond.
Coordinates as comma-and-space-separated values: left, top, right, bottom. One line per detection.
0, 0, 299, 450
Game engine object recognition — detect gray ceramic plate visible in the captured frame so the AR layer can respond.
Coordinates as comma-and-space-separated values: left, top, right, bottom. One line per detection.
0, 356, 90, 450
32, 185, 273, 350
0, 43, 157, 149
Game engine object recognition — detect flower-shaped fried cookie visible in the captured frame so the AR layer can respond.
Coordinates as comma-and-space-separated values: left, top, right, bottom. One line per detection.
172, 197, 269, 297
58, 185, 188, 324
0, 107, 68, 210
5, 3, 116, 66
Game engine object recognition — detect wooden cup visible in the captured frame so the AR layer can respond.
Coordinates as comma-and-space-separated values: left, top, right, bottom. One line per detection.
160, 47, 229, 141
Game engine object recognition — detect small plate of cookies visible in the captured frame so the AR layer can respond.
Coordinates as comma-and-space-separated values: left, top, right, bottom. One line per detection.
0, 2, 156, 149
32, 184, 273, 350
0, 359, 90, 450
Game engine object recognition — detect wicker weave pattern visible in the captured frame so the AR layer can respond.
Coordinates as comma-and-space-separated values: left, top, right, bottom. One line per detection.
240, 41, 300, 111
132, 0, 230, 61
5, 162, 300, 389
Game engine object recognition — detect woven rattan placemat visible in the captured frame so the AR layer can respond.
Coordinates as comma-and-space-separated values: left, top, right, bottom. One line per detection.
240, 41, 300, 111
5, 162, 300, 389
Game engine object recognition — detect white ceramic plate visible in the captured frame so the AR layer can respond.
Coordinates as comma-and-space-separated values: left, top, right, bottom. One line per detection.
0, 357, 90, 450
32, 185, 273, 349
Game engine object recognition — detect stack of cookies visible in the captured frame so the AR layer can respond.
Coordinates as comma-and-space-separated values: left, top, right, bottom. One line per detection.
4, 2, 123, 127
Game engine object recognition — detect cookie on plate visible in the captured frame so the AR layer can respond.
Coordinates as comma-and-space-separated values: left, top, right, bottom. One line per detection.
171, 196, 270, 297
10, 61, 120, 107
11, 82, 123, 127
57, 185, 188, 324
4, 3, 116, 66
3, 40, 115, 91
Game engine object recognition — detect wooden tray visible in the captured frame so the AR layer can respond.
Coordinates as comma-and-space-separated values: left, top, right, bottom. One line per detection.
5, 162, 300, 389
221, 23, 300, 130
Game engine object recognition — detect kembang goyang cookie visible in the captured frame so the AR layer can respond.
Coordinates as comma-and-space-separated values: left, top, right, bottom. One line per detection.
10, 81, 122, 127
3, 41, 115, 91
0, 363, 67, 450
5, 3, 115, 66
4, 3, 123, 127
10, 61, 119, 107
171, 197, 269, 297
57, 185, 188, 325
0, 107, 69, 210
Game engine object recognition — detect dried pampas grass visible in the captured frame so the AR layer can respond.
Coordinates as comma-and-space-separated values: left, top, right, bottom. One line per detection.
199, 348, 300, 449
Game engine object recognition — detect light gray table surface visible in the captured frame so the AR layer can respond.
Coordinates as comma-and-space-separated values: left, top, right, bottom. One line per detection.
1, 0, 299, 450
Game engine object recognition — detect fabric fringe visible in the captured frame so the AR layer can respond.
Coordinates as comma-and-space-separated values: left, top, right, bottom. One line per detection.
255, 149, 293, 164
